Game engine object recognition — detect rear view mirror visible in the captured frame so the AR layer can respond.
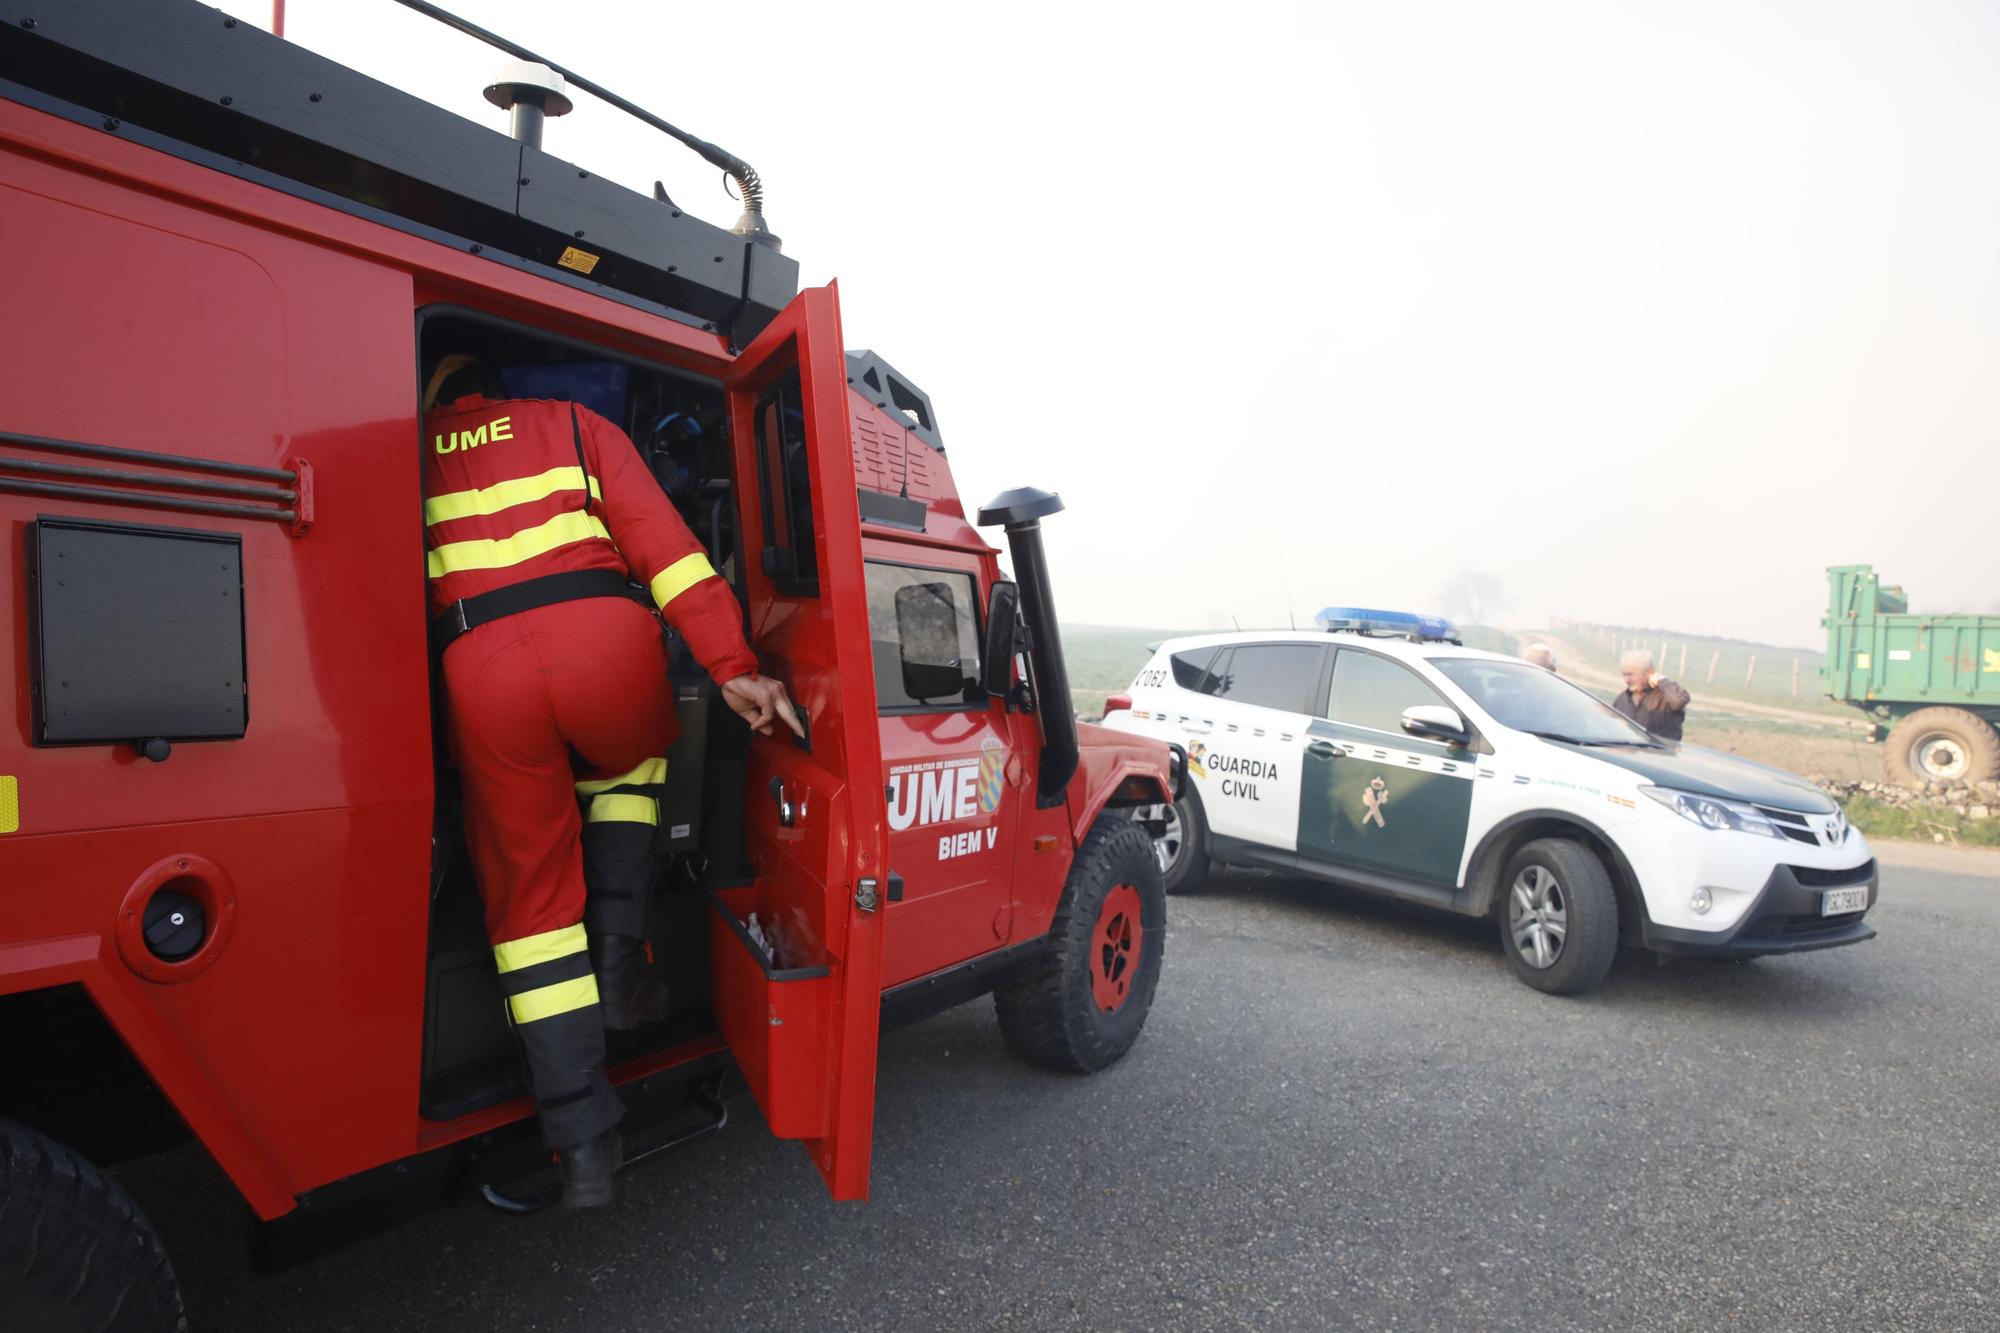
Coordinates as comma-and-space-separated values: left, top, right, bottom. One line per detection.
1402, 704, 1469, 745
981, 581, 1021, 697
894, 582, 971, 703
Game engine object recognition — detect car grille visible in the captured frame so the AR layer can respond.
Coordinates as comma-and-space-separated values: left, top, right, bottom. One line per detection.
1789, 859, 1875, 887
1755, 805, 1821, 845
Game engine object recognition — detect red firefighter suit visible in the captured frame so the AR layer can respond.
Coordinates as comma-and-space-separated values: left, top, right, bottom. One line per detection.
424, 389, 756, 1150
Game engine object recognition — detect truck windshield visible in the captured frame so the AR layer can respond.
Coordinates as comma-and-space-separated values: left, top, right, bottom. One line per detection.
1431, 658, 1655, 746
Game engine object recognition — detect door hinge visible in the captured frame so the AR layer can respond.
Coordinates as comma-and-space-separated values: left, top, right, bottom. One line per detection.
855, 878, 880, 913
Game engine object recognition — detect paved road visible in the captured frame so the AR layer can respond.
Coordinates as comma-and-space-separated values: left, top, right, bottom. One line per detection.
122, 845, 1999, 1331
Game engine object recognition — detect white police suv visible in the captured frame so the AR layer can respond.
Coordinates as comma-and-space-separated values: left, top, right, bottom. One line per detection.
1103, 609, 1878, 994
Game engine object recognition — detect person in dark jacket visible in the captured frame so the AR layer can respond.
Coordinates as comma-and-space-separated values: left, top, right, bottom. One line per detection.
1613, 649, 1691, 741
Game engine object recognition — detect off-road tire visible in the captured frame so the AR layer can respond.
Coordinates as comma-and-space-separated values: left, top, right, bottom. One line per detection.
0, 1118, 186, 1333
1884, 707, 2000, 788
995, 816, 1166, 1072
1151, 789, 1213, 895
1498, 838, 1619, 996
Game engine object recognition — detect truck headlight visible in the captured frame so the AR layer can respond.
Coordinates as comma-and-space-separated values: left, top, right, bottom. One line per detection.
1640, 786, 1784, 838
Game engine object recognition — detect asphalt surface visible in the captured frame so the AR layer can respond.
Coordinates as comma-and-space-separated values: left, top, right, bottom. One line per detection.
120, 844, 1999, 1331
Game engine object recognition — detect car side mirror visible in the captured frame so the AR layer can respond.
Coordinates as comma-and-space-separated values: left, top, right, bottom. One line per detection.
894, 582, 972, 703
981, 580, 1021, 697
1402, 704, 1469, 745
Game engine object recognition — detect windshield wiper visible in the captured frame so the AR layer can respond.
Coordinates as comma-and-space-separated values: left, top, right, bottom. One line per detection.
1575, 736, 1662, 749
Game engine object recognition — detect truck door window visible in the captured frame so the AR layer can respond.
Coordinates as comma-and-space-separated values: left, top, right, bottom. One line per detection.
866, 562, 981, 711
754, 366, 818, 594
1326, 650, 1448, 733
1210, 644, 1325, 713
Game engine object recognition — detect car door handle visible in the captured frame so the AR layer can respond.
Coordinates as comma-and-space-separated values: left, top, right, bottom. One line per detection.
1307, 740, 1341, 759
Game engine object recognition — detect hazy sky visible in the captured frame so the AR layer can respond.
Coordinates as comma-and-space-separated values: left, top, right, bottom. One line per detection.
268, 0, 1997, 649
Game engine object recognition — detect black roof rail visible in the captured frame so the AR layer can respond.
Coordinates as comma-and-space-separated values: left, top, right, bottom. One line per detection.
2, 0, 799, 347
388, 0, 778, 250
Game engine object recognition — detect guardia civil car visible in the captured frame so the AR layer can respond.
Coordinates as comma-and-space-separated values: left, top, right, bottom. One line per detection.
1104, 611, 1879, 994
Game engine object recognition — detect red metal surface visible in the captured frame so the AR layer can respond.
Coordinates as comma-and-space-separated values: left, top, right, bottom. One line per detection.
706, 884, 833, 1139
1090, 882, 1144, 1012
722, 285, 889, 1202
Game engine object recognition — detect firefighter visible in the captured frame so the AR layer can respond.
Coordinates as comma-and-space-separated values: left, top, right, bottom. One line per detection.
420, 354, 801, 1206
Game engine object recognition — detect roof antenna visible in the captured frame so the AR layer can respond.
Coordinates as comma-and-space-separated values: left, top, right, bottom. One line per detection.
394, 0, 781, 249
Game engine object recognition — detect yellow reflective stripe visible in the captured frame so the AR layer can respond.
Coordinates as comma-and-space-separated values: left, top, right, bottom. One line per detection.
650, 551, 718, 608
508, 973, 600, 1024
575, 758, 668, 796
587, 793, 659, 825
492, 922, 588, 974
427, 511, 612, 578
424, 467, 600, 526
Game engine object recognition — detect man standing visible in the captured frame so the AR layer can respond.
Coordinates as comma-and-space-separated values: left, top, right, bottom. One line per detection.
422, 354, 801, 1206
1613, 649, 1691, 741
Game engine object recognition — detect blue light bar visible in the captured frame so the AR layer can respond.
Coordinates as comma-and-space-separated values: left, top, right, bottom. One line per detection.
1314, 606, 1461, 643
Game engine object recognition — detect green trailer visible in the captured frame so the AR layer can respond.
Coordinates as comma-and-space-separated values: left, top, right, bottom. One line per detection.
1823, 564, 2000, 785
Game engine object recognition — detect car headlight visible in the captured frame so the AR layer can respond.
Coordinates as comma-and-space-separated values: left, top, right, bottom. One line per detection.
1639, 785, 1785, 838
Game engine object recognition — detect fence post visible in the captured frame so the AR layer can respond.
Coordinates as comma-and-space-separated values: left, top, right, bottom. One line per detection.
1707, 650, 1719, 684
1679, 643, 1688, 677
1745, 654, 1757, 688
1792, 657, 1800, 698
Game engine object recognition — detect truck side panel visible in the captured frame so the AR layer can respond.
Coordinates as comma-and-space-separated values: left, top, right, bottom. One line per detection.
2, 106, 431, 1214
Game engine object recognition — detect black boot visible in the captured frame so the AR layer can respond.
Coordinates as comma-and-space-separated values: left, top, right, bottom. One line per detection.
557, 1128, 623, 1208
593, 934, 671, 1031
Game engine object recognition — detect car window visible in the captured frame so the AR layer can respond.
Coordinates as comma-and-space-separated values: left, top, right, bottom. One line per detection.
1171, 648, 1217, 690
1326, 649, 1448, 733
1208, 643, 1324, 714
866, 562, 981, 710
1432, 657, 1652, 744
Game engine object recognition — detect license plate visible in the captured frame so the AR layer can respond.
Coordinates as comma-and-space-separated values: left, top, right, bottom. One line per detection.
1821, 886, 1868, 916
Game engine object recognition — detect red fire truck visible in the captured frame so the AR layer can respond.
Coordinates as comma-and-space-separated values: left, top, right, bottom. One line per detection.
0, 4, 1181, 1326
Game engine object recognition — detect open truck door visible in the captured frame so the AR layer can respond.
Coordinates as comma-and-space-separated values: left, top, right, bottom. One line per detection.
712, 283, 889, 1200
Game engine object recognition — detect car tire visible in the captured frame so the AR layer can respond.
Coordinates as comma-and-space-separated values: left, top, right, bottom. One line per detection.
1136, 789, 1213, 895
0, 1118, 187, 1333
995, 816, 1166, 1072
1497, 838, 1618, 996
1884, 707, 2000, 788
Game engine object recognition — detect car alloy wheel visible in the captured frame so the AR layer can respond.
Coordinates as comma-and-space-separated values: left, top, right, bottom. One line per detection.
1138, 802, 1184, 876
1509, 865, 1568, 970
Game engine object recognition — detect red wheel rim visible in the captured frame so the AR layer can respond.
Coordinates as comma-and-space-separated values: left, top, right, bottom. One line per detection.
1091, 883, 1144, 1012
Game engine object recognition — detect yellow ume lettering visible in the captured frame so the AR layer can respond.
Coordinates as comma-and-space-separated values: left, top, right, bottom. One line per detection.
433, 416, 511, 455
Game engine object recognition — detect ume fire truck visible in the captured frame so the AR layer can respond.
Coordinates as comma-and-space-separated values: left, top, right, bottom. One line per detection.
0, 4, 1181, 1326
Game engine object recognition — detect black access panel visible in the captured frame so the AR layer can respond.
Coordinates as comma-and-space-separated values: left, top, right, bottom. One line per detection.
27, 517, 248, 745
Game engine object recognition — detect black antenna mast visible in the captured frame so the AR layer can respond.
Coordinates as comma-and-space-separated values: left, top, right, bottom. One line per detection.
388, 0, 779, 248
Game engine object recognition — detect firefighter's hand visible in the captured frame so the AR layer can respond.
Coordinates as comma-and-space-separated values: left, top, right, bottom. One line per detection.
722, 674, 805, 739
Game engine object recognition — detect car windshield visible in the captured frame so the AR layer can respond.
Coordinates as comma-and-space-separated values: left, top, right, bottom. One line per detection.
1431, 658, 1656, 746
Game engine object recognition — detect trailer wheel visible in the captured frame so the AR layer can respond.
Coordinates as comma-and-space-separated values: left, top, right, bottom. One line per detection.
0, 1118, 186, 1333
995, 816, 1165, 1072
1884, 707, 2000, 787
1497, 838, 1619, 996
1133, 788, 1213, 894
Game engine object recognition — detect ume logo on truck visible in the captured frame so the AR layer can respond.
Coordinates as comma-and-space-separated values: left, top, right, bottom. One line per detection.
889, 743, 1009, 860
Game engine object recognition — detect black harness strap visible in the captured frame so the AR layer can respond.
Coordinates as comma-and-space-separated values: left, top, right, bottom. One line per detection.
430, 568, 649, 656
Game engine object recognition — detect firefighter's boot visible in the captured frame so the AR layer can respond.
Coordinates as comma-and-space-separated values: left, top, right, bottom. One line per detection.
558, 1127, 624, 1209
593, 933, 672, 1030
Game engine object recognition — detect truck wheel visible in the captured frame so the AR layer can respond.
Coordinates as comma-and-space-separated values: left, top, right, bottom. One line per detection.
995, 816, 1166, 1072
1134, 789, 1212, 894
1884, 707, 2000, 787
0, 1118, 186, 1333
1497, 839, 1618, 996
